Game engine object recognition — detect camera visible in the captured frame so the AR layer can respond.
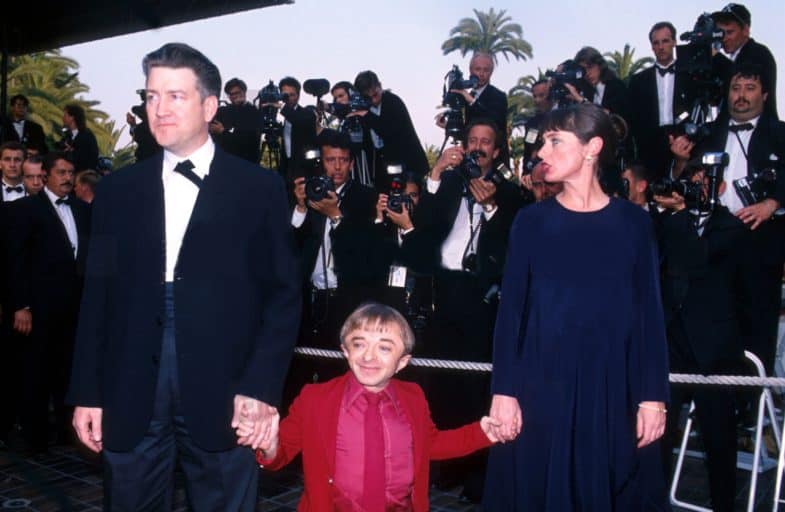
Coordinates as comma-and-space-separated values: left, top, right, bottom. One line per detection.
386, 164, 413, 214
254, 80, 285, 149
545, 60, 584, 107
458, 150, 484, 184
523, 156, 542, 175
305, 174, 335, 203
334, 91, 372, 145
676, 13, 725, 106
484, 162, 520, 187
442, 65, 479, 138
649, 177, 703, 207
734, 168, 776, 207
668, 111, 712, 145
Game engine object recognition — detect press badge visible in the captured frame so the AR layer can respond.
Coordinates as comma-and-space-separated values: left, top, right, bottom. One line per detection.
525, 127, 539, 144
388, 265, 407, 288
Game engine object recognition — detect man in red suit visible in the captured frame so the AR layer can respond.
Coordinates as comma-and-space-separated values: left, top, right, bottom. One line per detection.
252, 303, 498, 511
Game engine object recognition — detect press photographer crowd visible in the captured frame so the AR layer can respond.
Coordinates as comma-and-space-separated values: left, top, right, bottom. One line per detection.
0, 3, 783, 510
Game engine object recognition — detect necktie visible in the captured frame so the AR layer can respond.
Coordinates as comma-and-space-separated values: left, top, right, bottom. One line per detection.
5, 185, 23, 193
729, 122, 754, 133
362, 392, 385, 512
173, 160, 202, 188
657, 64, 675, 77
55, 196, 71, 205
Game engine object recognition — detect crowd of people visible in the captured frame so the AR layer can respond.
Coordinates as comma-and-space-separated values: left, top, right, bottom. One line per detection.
0, 2, 783, 511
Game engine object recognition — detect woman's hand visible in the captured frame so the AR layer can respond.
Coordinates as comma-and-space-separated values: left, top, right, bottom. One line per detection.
636, 401, 666, 448
489, 394, 522, 442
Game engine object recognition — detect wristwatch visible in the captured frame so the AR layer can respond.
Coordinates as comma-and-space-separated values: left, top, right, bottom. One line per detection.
330, 214, 343, 226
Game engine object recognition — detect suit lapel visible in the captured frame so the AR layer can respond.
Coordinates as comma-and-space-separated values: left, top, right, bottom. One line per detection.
37, 193, 74, 254
137, 153, 166, 280
319, 374, 347, 476
393, 381, 425, 472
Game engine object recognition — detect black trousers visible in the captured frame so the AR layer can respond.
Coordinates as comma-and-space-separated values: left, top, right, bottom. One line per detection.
102, 284, 257, 512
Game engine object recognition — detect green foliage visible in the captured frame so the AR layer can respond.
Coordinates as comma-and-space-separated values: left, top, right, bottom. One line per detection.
424, 144, 440, 171
441, 8, 533, 64
603, 44, 653, 82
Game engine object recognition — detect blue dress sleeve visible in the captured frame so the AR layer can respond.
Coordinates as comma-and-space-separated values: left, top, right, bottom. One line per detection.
491, 210, 531, 397
630, 219, 670, 404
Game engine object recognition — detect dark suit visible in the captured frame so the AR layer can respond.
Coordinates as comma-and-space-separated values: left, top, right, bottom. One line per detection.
467, 84, 509, 164
659, 207, 749, 512
280, 104, 317, 179
213, 103, 262, 163
587, 77, 629, 121
713, 38, 778, 119
628, 66, 694, 179
363, 91, 430, 185
68, 128, 99, 172
6, 191, 90, 450
1, 118, 47, 154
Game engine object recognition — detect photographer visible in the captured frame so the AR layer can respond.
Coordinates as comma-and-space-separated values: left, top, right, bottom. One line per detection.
328, 81, 374, 186
564, 47, 629, 122
351, 70, 430, 187
670, 63, 785, 373
126, 92, 160, 162
275, 77, 317, 179
712, 3, 777, 119
659, 166, 751, 512
2, 95, 47, 155
209, 78, 263, 163
61, 104, 98, 173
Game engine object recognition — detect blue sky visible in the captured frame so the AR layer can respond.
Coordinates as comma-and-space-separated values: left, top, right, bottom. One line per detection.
62, 0, 785, 151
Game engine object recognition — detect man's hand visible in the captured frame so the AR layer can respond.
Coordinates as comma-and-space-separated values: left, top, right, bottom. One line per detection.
375, 193, 388, 222
480, 416, 503, 443
449, 89, 474, 104
73, 407, 103, 452
668, 135, 694, 162
13, 309, 32, 336
126, 112, 137, 126
432, 146, 465, 181
308, 190, 341, 219
293, 177, 307, 212
434, 113, 447, 129
489, 394, 522, 442
636, 401, 666, 448
737, 198, 779, 230
385, 204, 414, 231
209, 120, 225, 135
469, 178, 497, 206
653, 192, 685, 212
231, 395, 278, 450
563, 83, 584, 104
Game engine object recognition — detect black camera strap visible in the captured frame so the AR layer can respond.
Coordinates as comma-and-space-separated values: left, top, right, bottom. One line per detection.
461, 195, 484, 264
731, 130, 750, 163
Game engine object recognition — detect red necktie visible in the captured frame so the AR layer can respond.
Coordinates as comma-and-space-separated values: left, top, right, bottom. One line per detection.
362, 391, 385, 512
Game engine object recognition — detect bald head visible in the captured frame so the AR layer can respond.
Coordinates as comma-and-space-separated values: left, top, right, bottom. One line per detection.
470, 52, 494, 88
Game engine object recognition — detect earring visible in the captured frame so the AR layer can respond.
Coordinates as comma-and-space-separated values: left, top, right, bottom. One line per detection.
585, 155, 594, 162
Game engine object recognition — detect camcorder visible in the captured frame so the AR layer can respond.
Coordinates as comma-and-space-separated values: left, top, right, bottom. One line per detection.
386, 164, 413, 214
545, 60, 584, 107
255, 80, 286, 148
442, 65, 479, 138
676, 13, 725, 107
332, 91, 371, 145
666, 111, 712, 145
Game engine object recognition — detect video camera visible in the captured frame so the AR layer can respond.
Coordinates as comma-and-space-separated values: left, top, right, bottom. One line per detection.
545, 60, 584, 107
332, 90, 372, 145
442, 65, 479, 138
676, 13, 725, 107
255, 80, 285, 149
667, 111, 712, 145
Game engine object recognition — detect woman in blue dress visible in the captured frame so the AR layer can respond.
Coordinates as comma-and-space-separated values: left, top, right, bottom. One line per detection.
484, 104, 670, 510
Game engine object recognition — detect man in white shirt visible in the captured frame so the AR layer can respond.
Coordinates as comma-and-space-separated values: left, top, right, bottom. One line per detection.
0, 142, 26, 203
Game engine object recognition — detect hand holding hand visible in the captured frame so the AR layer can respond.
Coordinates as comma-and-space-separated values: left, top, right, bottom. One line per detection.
232, 395, 279, 450
489, 394, 522, 443
480, 416, 503, 443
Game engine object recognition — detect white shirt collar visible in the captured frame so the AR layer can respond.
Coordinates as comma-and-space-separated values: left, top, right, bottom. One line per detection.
655, 58, 676, 70
44, 185, 66, 205
71, 128, 79, 138
730, 115, 760, 129
163, 137, 216, 180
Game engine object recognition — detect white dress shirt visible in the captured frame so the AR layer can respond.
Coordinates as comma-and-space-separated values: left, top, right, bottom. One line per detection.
593, 82, 606, 106
44, 186, 78, 258
720, 116, 759, 214
720, 41, 747, 62
370, 103, 384, 149
283, 106, 296, 158
655, 61, 676, 126
162, 137, 215, 282
13, 119, 25, 140
2, 180, 26, 202
291, 183, 346, 289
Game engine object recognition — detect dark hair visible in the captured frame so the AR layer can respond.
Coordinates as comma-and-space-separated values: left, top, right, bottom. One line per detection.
649, 21, 677, 42
316, 128, 352, 152
76, 169, 101, 191
10, 94, 29, 108
142, 43, 221, 99
331, 81, 353, 96
64, 104, 87, 130
0, 141, 24, 157
224, 78, 247, 94
464, 118, 501, 150
24, 154, 43, 166
354, 70, 381, 95
731, 61, 770, 94
540, 104, 618, 169
42, 151, 72, 173
278, 76, 301, 94
624, 161, 651, 183
574, 46, 617, 82
532, 79, 550, 90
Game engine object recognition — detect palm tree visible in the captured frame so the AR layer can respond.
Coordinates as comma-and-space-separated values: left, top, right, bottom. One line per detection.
441, 8, 533, 64
603, 44, 653, 82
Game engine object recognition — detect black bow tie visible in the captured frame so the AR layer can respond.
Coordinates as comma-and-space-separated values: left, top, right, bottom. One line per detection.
657, 64, 675, 76
5, 185, 23, 194
55, 196, 71, 205
173, 160, 203, 188
729, 122, 754, 133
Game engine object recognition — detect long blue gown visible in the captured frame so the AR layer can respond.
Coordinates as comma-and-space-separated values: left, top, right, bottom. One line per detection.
484, 197, 670, 511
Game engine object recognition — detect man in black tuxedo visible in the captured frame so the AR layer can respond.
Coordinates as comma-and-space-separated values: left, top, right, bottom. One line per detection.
659, 169, 750, 512
712, 3, 778, 119
628, 22, 695, 180
276, 76, 317, 180
2, 95, 47, 154
353, 70, 430, 187
6, 152, 90, 452
67, 43, 300, 510
210, 78, 262, 163
62, 104, 99, 172
671, 63, 785, 374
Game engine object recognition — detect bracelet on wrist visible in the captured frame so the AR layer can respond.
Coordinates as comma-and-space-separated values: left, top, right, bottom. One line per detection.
638, 403, 667, 414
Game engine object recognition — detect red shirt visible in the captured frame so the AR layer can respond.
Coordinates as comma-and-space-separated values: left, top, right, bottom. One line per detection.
333, 375, 415, 511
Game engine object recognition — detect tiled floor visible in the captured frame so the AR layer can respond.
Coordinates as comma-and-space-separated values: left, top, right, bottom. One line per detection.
0, 440, 779, 511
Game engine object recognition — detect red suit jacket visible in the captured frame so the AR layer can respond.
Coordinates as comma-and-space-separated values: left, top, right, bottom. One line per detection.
257, 372, 491, 511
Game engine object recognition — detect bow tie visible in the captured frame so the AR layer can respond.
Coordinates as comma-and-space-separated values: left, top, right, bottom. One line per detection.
174, 160, 203, 188
729, 123, 754, 133
657, 64, 675, 76
55, 196, 71, 205
5, 185, 23, 194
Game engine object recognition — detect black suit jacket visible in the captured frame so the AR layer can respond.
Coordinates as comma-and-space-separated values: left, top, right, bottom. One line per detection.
363, 91, 430, 177
69, 128, 99, 172
587, 77, 629, 121
467, 84, 509, 164
713, 38, 778, 119
294, 180, 377, 288
213, 103, 262, 163
6, 192, 91, 314
660, 207, 750, 371
1, 118, 47, 154
66, 147, 301, 451
628, 66, 694, 178
280, 104, 317, 178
